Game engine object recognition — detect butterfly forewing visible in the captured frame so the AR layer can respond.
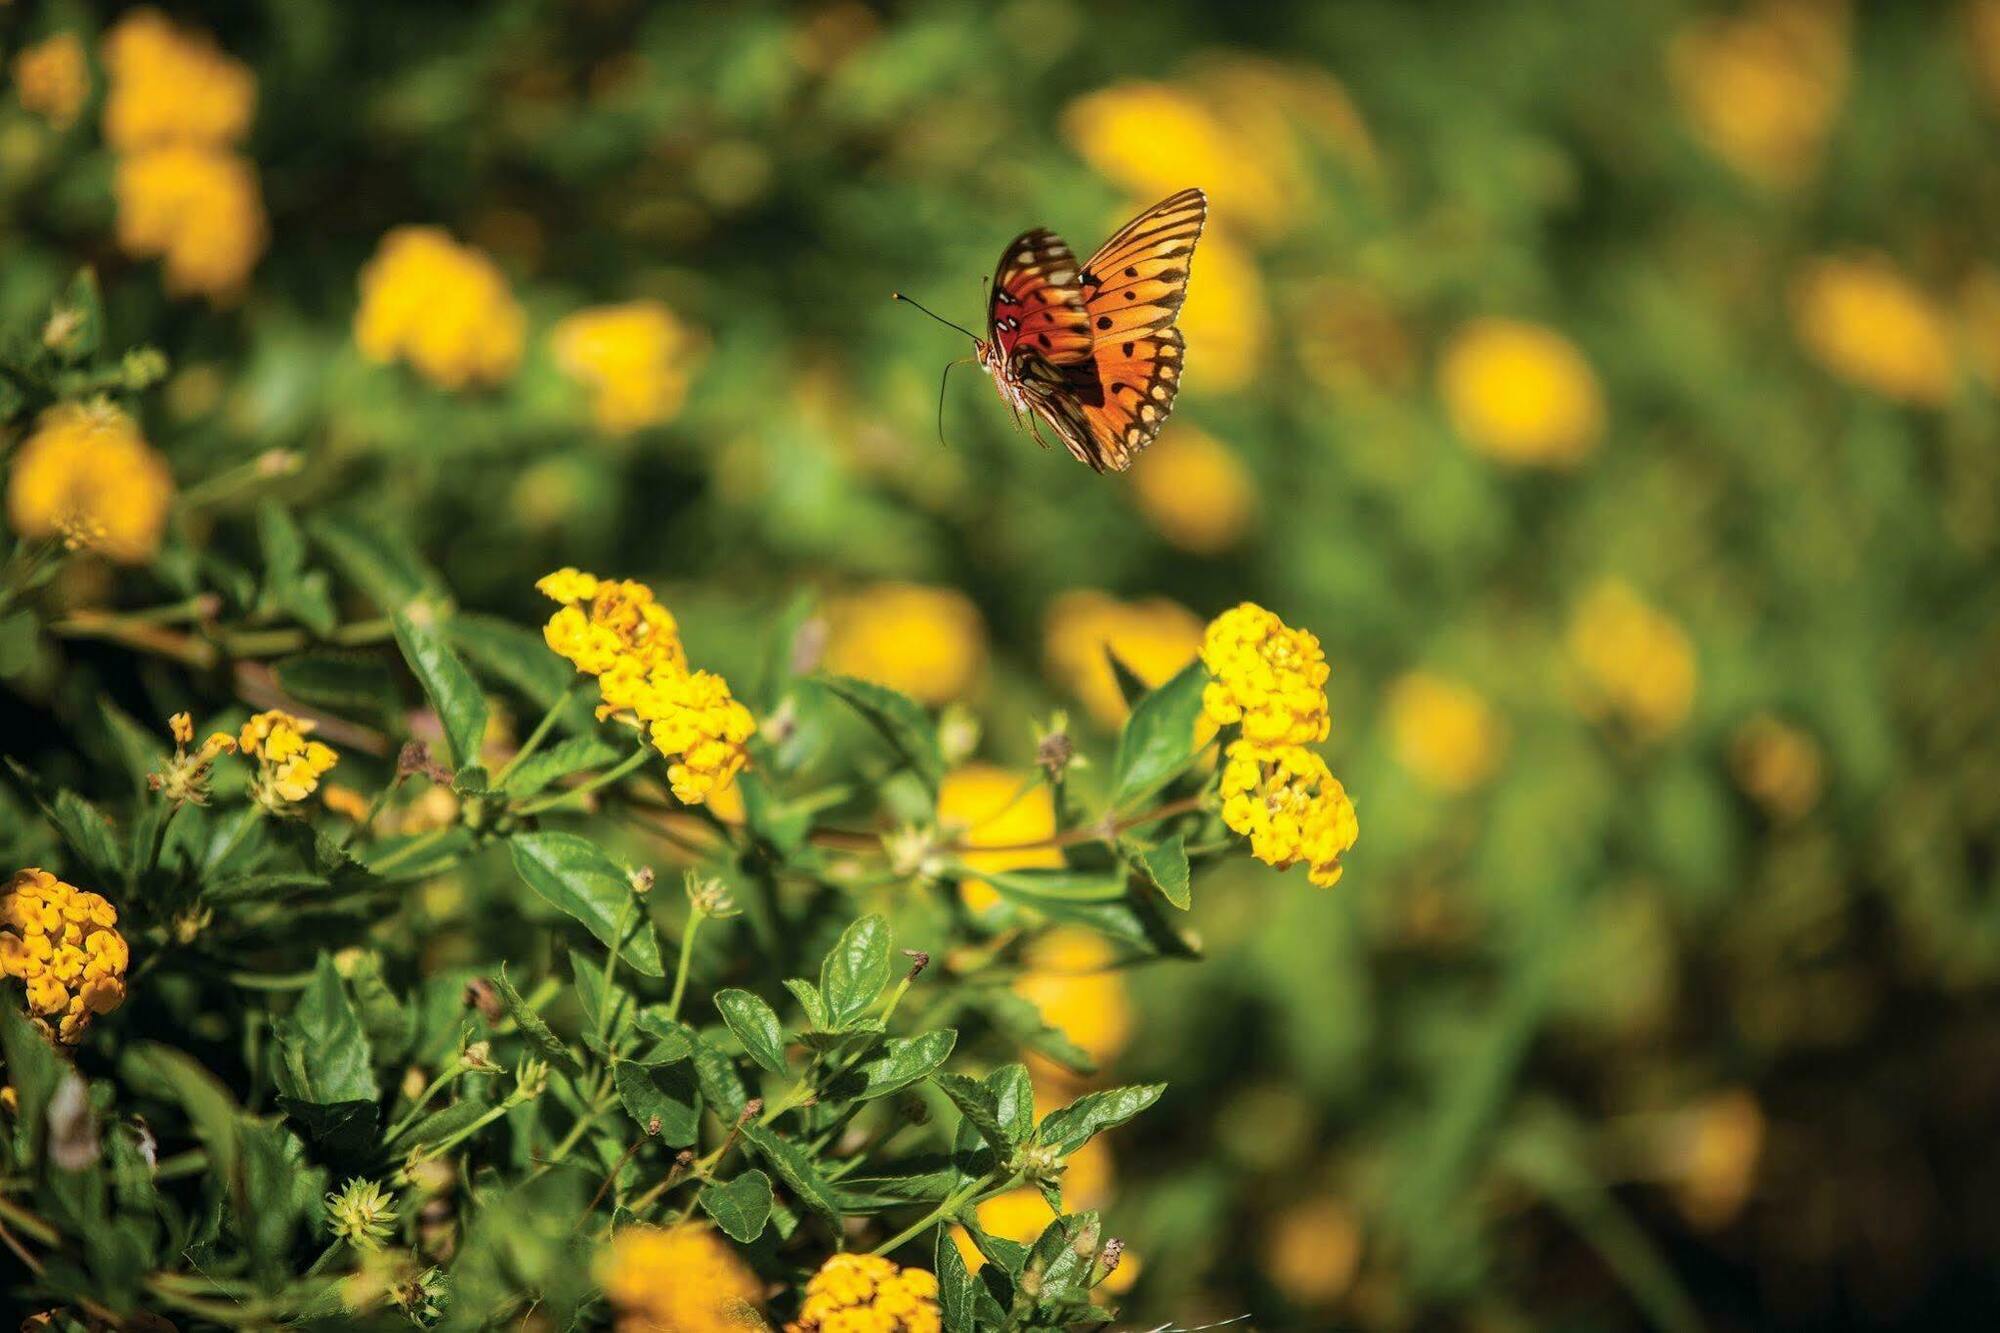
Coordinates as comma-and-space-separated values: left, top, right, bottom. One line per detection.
989, 228, 1094, 369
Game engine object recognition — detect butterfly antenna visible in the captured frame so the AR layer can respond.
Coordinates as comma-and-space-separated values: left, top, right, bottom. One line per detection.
892, 291, 980, 342
935, 357, 974, 450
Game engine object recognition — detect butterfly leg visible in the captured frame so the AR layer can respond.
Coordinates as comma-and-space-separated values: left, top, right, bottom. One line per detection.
1024, 412, 1053, 451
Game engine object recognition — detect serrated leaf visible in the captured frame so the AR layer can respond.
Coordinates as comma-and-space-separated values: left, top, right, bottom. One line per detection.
820, 674, 944, 794
932, 1072, 1014, 1156
497, 965, 580, 1076
698, 1170, 774, 1243
984, 1063, 1036, 1146
714, 989, 788, 1074
782, 978, 828, 1030
1035, 1083, 1165, 1155
820, 913, 891, 1028
686, 1028, 749, 1119
1023, 1211, 1102, 1306
614, 1060, 702, 1146
938, 1225, 977, 1333
1110, 660, 1208, 806
393, 603, 489, 771
273, 955, 378, 1155
739, 1121, 843, 1229
508, 832, 663, 976
500, 734, 619, 798
1133, 836, 1191, 910
835, 1030, 957, 1102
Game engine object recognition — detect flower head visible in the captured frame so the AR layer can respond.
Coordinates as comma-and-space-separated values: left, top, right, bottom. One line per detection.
1667, 0, 1847, 189
824, 584, 985, 706
325, 1177, 398, 1252
1565, 579, 1697, 740
101, 9, 254, 150
1044, 590, 1204, 730
1199, 602, 1331, 748
598, 1223, 765, 1333
1128, 426, 1257, 554
114, 144, 267, 302
0, 869, 130, 1044
785, 1252, 940, 1333
240, 709, 340, 808
355, 227, 525, 390
552, 301, 707, 435
1439, 318, 1605, 467
1385, 672, 1506, 793
1790, 253, 1955, 407
14, 33, 90, 129
150, 711, 238, 806
1219, 742, 1358, 888
6, 401, 175, 563
640, 669, 756, 806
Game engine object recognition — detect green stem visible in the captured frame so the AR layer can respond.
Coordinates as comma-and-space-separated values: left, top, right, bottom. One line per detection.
597, 896, 639, 1050
335, 770, 406, 851
665, 910, 704, 1023
303, 1238, 345, 1277
383, 1057, 466, 1144
496, 679, 581, 786
366, 826, 451, 875
518, 745, 653, 816
871, 1173, 1015, 1257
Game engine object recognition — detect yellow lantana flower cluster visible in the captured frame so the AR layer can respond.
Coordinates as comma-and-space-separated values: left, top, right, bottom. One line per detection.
551, 301, 707, 435
355, 227, 526, 391
1043, 590, 1203, 729
538, 570, 753, 805
598, 1224, 765, 1333
1667, 0, 1848, 190
824, 583, 987, 706
1201, 603, 1357, 888
784, 1253, 940, 1333
13, 33, 90, 129
0, 869, 129, 1044
150, 711, 239, 806
1438, 318, 1606, 467
5, 401, 175, 563
102, 9, 266, 302
1789, 253, 1956, 407
1565, 579, 1697, 740
240, 710, 341, 807
1127, 426, 1258, 555
1385, 671, 1507, 794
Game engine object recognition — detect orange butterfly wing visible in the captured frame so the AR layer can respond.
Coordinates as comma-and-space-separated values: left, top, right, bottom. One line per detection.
988, 228, 1094, 370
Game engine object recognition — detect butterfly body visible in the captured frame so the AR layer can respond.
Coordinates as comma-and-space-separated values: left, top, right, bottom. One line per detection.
970, 188, 1207, 473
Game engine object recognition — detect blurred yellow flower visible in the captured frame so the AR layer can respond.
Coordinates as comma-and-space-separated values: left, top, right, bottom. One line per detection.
1012, 927, 1134, 1076
1667, 0, 1848, 188
1439, 318, 1605, 467
1200, 602, 1331, 749
1170, 224, 1266, 393
1, 868, 129, 1045
1264, 1195, 1363, 1307
1219, 741, 1358, 888
6, 401, 174, 563
13, 33, 89, 129
1664, 1089, 1766, 1230
240, 709, 340, 807
1730, 713, 1823, 821
1791, 254, 1955, 406
101, 8, 254, 150
1043, 590, 1203, 730
551, 301, 707, 435
937, 764, 1061, 914
355, 227, 525, 391
824, 583, 985, 705
1566, 579, 1696, 739
1385, 672, 1506, 793
597, 1223, 764, 1333
1128, 425, 1257, 553
784, 1252, 939, 1333
115, 145, 267, 302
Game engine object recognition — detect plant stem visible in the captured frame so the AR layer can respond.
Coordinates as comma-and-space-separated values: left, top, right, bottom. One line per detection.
496, 679, 581, 786
665, 910, 704, 1023
597, 896, 639, 1050
518, 745, 653, 816
367, 826, 451, 875
384, 1056, 466, 1144
870, 1172, 1016, 1257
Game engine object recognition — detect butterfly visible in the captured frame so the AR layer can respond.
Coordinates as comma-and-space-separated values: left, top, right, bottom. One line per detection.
897, 187, 1207, 473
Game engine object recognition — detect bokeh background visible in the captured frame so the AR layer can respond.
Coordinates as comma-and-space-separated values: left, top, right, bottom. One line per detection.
6, 0, 2000, 1327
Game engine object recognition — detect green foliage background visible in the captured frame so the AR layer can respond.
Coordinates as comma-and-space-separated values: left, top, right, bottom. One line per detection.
5, 1, 2000, 1328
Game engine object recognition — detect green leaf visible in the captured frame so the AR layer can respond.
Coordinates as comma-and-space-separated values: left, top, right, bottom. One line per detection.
500, 734, 619, 798
1023, 1211, 1102, 1307
1133, 836, 1192, 910
739, 1121, 843, 1229
508, 832, 664, 976
395, 1098, 491, 1152
628, 1007, 695, 1066
984, 1063, 1036, 1146
257, 503, 337, 637
714, 989, 789, 1075
274, 652, 400, 717
1035, 1083, 1166, 1155
273, 955, 379, 1155
932, 1072, 1014, 1156
1, 1005, 62, 1162
1110, 660, 1208, 805
973, 990, 1097, 1078
820, 674, 944, 794
393, 603, 489, 771
122, 1044, 240, 1185
782, 978, 828, 1031
820, 913, 892, 1028
937, 1226, 978, 1333
53, 787, 123, 881
686, 1028, 749, 1119
572, 953, 633, 1052
344, 951, 413, 1063
836, 1030, 956, 1102
614, 1060, 702, 1146
698, 1170, 774, 1243
309, 513, 438, 610
450, 612, 584, 711
0, 607, 41, 678
975, 867, 1127, 904
497, 965, 580, 1076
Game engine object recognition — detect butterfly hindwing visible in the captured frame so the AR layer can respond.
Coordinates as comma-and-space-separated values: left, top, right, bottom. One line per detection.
1078, 187, 1206, 344
989, 228, 1094, 369
1072, 325, 1187, 472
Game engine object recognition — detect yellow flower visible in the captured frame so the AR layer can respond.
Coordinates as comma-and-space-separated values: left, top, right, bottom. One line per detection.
1667, 0, 1848, 188
1012, 927, 1134, 1076
1729, 713, 1823, 821
1790, 253, 1956, 406
1663, 1089, 1765, 1230
1043, 590, 1204, 730
639, 669, 756, 806
1438, 318, 1605, 467
937, 765, 1061, 914
0, 868, 130, 1044
115, 144, 267, 301
6, 401, 174, 563
355, 227, 525, 391
13, 33, 89, 129
101, 9, 254, 150
598, 1223, 765, 1333
1384, 672, 1506, 793
1127, 425, 1257, 553
1264, 1196, 1363, 1307
1219, 742, 1358, 888
1199, 602, 1330, 748
1169, 223, 1266, 394
150, 711, 238, 807
551, 301, 707, 435
538, 569, 688, 707
1565, 579, 1697, 739
785, 1252, 939, 1333
239, 709, 339, 807
823, 584, 985, 706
